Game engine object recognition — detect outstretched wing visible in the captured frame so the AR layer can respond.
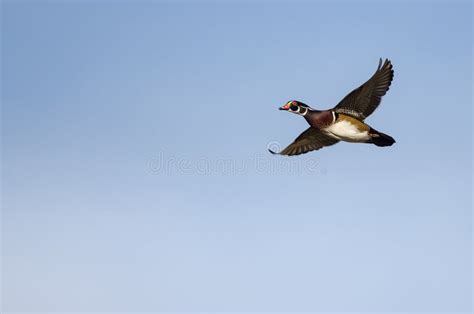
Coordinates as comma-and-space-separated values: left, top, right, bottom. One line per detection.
334, 58, 394, 120
269, 127, 339, 156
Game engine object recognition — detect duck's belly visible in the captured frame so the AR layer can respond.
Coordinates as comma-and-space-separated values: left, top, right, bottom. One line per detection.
324, 120, 370, 142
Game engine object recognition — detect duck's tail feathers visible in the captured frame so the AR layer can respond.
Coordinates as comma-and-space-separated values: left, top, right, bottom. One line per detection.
368, 129, 396, 147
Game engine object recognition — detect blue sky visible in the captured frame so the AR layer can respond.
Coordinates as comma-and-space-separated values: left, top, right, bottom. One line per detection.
1, 1, 472, 312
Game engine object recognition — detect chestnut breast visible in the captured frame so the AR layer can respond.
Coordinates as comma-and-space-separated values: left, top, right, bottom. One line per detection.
304, 110, 334, 129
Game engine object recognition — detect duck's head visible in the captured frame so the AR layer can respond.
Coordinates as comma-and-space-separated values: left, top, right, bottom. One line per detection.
279, 100, 310, 116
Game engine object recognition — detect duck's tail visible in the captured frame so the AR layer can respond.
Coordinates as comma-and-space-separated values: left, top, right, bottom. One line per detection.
368, 128, 396, 147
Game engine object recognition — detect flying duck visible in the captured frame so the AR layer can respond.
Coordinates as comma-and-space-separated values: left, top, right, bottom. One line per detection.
270, 58, 396, 156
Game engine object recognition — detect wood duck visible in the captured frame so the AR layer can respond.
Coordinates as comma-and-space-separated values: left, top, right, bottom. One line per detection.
270, 58, 396, 156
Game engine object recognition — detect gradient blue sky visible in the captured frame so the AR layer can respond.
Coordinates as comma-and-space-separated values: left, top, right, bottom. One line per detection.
1, 1, 472, 312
